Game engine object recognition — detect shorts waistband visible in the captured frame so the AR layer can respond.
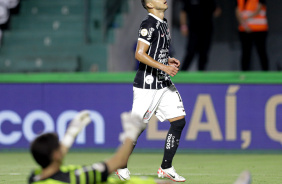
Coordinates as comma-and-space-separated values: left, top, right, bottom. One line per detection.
159, 80, 172, 88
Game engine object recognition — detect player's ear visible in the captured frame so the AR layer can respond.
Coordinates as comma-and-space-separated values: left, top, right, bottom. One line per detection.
146, 0, 154, 9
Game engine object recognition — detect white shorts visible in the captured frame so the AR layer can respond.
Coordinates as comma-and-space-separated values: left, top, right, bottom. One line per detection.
132, 84, 186, 123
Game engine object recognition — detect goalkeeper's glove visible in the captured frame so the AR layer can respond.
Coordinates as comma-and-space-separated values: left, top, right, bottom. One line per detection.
62, 110, 91, 148
119, 112, 146, 143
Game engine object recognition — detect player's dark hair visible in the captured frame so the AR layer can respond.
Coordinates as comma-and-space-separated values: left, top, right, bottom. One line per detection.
30, 133, 60, 168
141, 0, 147, 9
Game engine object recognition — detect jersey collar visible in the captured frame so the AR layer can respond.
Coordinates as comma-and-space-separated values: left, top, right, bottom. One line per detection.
148, 13, 164, 23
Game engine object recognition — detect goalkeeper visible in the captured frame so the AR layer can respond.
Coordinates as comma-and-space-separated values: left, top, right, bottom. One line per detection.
28, 110, 251, 184
28, 110, 173, 184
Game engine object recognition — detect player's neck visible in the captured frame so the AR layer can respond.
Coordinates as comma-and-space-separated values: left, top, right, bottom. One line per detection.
148, 9, 165, 20
40, 162, 60, 180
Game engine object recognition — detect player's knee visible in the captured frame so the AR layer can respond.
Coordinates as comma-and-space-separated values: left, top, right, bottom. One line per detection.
170, 118, 186, 131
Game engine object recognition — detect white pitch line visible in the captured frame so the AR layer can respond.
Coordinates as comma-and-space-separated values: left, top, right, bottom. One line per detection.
9, 173, 21, 175
131, 173, 282, 178
132, 173, 156, 176
132, 173, 239, 176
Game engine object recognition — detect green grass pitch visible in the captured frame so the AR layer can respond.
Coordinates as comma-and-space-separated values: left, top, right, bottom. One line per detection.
0, 152, 281, 184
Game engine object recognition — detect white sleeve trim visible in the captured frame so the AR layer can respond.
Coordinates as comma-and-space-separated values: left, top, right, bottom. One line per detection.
138, 38, 151, 45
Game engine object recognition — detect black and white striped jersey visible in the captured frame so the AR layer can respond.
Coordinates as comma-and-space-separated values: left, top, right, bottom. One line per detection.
133, 13, 172, 90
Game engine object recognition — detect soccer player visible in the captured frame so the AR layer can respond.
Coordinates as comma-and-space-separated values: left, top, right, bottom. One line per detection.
116, 0, 187, 182
28, 110, 173, 184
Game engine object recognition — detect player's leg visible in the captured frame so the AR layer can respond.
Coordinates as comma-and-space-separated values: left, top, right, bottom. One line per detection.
158, 116, 186, 182
117, 88, 159, 180
109, 112, 146, 181
155, 85, 186, 182
116, 129, 144, 181
161, 116, 185, 169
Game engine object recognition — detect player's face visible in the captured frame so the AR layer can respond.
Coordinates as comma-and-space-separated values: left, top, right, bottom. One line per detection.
150, 0, 168, 11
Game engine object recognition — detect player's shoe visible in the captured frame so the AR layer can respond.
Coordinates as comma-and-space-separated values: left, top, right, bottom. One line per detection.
234, 171, 251, 184
116, 168, 131, 181
157, 166, 186, 182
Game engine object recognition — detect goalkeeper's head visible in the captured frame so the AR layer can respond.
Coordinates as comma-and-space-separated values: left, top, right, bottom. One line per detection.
30, 133, 63, 168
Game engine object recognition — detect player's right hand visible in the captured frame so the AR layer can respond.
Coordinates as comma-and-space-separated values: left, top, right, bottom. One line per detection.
165, 65, 179, 77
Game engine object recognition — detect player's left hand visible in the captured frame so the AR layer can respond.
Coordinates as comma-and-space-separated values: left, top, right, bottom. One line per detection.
168, 57, 180, 68
62, 110, 91, 148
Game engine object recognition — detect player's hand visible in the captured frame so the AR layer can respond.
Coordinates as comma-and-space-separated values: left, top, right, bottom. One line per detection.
164, 65, 179, 77
119, 112, 146, 143
66, 110, 91, 137
168, 57, 180, 68
62, 110, 91, 148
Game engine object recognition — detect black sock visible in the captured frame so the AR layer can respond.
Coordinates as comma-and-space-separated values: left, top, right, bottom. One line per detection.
161, 118, 186, 169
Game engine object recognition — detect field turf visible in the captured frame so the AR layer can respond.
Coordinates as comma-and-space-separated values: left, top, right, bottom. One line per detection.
0, 152, 281, 184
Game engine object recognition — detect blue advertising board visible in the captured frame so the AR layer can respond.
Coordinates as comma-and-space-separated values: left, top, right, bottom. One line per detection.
0, 83, 281, 150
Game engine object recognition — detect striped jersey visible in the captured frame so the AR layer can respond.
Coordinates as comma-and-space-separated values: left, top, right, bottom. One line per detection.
28, 163, 108, 184
134, 13, 172, 90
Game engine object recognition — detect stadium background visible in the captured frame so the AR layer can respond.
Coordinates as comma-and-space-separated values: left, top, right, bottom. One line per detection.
0, 0, 281, 183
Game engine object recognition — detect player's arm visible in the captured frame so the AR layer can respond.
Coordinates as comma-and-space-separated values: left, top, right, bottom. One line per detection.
105, 112, 146, 174
135, 41, 179, 77
105, 138, 135, 174
168, 57, 180, 68
60, 110, 91, 156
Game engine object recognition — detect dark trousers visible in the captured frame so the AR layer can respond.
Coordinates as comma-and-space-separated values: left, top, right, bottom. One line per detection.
181, 28, 212, 71
239, 31, 269, 71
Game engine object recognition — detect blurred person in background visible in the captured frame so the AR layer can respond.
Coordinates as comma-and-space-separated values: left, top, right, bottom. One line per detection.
0, 0, 20, 46
0, 0, 20, 29
235, 0, 269, 71
180, 0, 221, 71
0, 1, 9, 46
